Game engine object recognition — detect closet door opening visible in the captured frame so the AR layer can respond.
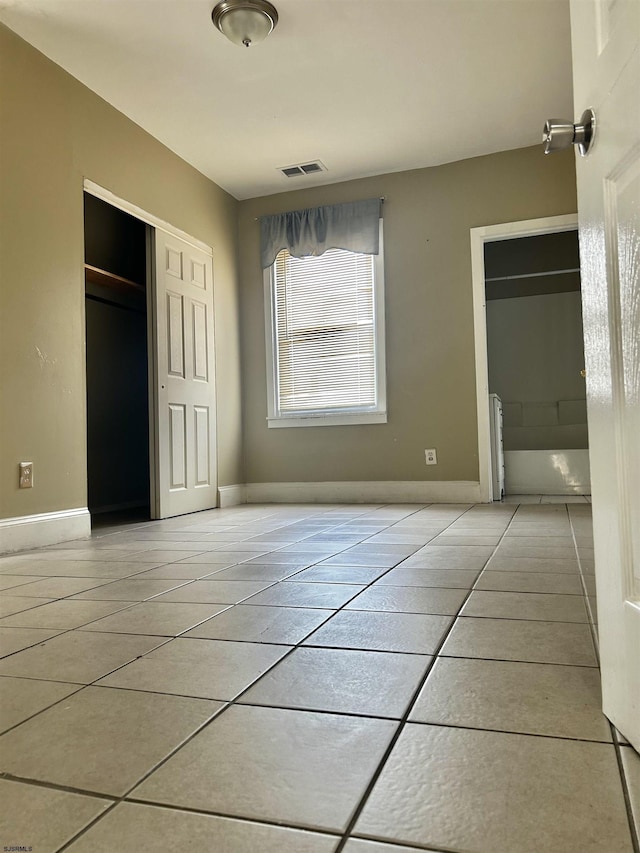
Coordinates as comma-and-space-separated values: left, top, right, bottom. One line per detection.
484, 229, 590, 498
84, 193, 151, 527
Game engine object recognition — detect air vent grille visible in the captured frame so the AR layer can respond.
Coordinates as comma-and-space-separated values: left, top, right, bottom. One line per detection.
279, 160, 327, 178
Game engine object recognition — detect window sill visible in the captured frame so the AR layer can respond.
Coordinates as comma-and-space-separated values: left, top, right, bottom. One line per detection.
267, 412, 387, 428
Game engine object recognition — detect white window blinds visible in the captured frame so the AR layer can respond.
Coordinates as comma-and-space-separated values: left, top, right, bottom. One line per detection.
272, 247, 378, 415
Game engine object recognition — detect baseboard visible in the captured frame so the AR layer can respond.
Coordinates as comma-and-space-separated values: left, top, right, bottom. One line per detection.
217, 484, 247, 508
244, 481, 482, 504
0, 507, 91, 554
504, 450, 591, 495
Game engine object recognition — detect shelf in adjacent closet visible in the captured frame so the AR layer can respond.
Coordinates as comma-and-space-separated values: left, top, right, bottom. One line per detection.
84, 264, 145, 294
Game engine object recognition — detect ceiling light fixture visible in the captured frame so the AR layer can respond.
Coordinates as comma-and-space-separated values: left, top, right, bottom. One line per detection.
211, 0, 278, 47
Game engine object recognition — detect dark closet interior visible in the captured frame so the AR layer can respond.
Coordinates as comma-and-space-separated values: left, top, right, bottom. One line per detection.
84, 193, 150, 520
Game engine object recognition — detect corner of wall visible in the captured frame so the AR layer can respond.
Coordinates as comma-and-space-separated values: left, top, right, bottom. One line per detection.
218, 484, 247, 508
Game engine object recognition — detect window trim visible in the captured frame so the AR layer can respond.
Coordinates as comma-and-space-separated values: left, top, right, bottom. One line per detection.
263, 221, 386, 428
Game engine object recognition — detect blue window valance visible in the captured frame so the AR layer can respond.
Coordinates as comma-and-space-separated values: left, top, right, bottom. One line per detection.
260, 197, 382, 269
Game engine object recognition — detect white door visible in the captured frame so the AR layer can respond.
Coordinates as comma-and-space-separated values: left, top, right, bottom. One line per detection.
152, 230, 217, 518
570, 0, 640, 749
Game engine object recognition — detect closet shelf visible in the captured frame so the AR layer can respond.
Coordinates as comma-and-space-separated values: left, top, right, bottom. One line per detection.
85, 264, 145, 293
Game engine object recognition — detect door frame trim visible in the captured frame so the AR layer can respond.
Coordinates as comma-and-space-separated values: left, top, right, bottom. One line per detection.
83, 180, 215, 520
83, 180, 214, 255
470, 212, 579, 502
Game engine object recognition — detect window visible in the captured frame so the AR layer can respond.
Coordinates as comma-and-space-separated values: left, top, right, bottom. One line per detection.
264, 224, 386, 427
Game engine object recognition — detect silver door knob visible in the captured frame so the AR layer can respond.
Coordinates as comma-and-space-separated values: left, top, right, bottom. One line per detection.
543, 108, 596, 156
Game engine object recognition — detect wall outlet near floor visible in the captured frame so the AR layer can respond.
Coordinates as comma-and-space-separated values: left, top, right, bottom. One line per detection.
19, 461, 34, 488
425, 448, 437, 465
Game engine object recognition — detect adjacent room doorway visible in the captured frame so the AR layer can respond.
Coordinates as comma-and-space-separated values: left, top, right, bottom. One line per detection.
484, 228, 589, 498
471, 214, 585, 501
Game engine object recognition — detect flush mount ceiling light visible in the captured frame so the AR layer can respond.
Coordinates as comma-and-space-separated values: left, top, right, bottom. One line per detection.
211, 0, 278, 47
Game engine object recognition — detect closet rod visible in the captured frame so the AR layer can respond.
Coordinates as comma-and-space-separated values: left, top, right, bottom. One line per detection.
85, 293, 146, 315
485, 267, 580, 283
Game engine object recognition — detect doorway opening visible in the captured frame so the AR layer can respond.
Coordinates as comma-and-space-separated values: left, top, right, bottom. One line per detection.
84, 193, 151, 526
470, 214, 587, 501
83, 179, 218, 522
484, 229, 589, 498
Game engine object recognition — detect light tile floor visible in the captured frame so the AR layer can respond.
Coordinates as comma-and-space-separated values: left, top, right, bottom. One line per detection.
0, 501, 637, 852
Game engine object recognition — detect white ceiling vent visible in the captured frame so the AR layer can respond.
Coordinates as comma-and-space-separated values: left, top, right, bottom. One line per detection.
279, 160, 327, 178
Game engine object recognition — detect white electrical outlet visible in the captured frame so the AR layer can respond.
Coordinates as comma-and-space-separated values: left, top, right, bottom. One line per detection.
19, 461, 34, 488
425, 448, 437, 465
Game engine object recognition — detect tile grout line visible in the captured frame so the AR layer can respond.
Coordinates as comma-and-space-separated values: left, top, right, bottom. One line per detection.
333, 502, 518, 852
568, 503, 640, 852
0, 503, 451, 737
1, 502, 365, 562
609, 721, 640, 853
33, 504, 391, 849
0, 509, 587, 705
566, 504, 600, 666
568, 503, 640, 853
0, 506, 473, 719
41, 502, 479, 851
57, 795, 342, 848
0, 773, 118, 803
345, 831, 461, 853
0, 503, 434, 625
0, 592, 187, 735
1, 500, 455, 597
0, 629, 179, 738
611, 730, 640, 853
7, 502, 590, 851
3, 772, 458, 853
0, 511, 368, 658
7, 512, 389, 848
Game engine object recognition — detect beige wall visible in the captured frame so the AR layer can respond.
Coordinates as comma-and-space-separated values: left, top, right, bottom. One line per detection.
238, 146, 577, 484
0, 25, 242, 519
0, 22, 579, 515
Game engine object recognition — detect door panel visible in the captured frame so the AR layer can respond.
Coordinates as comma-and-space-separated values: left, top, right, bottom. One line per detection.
570, 0, 639, 748
168, 403, 187, 490
153, 231, 217, 517
192, 300, 209, 382
191, 258, 207, 288
167, 292, 185, 378
194, 406, 211, 487
166, 245, 183, 279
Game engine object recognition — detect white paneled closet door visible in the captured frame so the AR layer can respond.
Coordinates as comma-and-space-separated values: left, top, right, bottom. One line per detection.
152, 230, 217, 518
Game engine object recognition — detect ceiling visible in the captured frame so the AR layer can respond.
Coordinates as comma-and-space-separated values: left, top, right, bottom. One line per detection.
0, 0, 574, 200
